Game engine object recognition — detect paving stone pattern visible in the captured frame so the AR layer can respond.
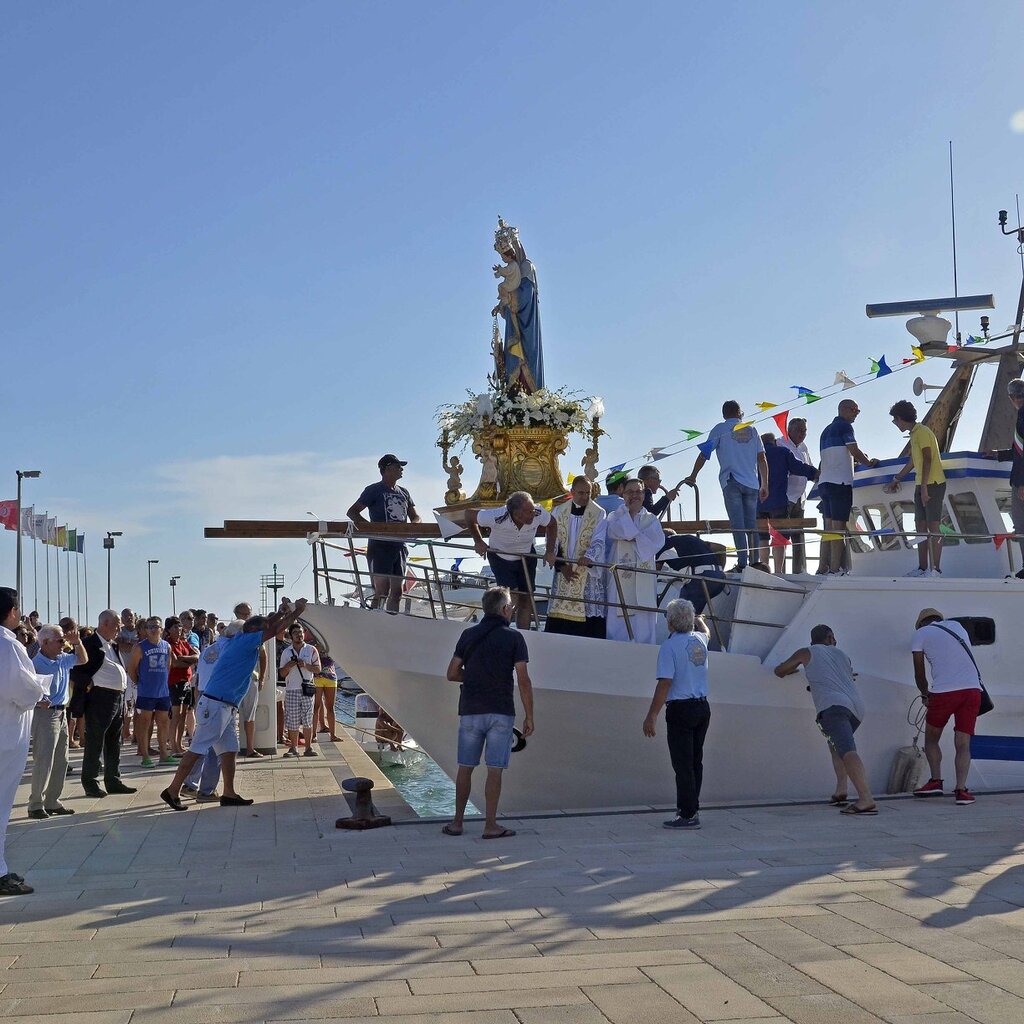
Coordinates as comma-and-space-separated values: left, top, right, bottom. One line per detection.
5, 747, 1024, 1023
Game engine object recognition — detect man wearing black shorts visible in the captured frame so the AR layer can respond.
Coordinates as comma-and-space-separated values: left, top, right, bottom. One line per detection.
347, 454, 420, 613
468, 492, 551, 629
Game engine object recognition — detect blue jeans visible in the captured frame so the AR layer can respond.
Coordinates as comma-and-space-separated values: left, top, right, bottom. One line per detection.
722, 479, 758, 567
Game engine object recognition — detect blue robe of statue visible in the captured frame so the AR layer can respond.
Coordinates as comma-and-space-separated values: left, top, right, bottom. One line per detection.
502, 258, 544, 392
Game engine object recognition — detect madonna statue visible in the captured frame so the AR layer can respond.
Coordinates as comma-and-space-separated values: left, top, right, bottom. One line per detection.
491, 218, 544, 393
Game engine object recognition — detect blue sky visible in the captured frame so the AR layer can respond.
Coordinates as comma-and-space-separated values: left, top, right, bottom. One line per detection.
3, 1, 1023, 620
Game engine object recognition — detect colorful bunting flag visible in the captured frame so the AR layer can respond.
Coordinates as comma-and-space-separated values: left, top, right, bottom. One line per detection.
790, 386, 814, 395
678, 430, 702, 441
804, 393, 822, 404
772, 410, 790, 437
433, 511, 464, 540
938, 523, 956, 536
732, 420, 754, 432
993, 533, 1013, 550
755, 402, 777, 411
820, 533, 844, 542
651, 449, 672, 462
911, 345, 925, 363
875, 355, 892, 378
696, 439, 716, 459
834, 370, 856, 388
768, 524, 790, 548
607, 462, 626, 473
869, 358, 880, 374
566, 472, 575, 485
451, 558, 466, 571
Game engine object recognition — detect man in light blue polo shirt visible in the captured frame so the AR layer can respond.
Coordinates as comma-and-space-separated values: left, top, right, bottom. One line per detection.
684, 400, 769, 571
160, 599, 308, 811
29, 624, 87, 818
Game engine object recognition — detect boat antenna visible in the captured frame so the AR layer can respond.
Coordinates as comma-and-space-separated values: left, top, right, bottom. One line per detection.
948, 140, 960, 343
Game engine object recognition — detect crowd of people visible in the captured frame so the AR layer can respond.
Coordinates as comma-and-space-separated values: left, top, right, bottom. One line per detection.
0, 588, 347, 893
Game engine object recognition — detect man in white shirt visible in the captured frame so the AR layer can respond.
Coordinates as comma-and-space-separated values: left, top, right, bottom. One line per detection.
0, 587, 46, 895
910, 608, 982, 805
779, 418, 814, 573
278, 624, 321, 757
78, 610, 137, 799
468, 491, 551, 629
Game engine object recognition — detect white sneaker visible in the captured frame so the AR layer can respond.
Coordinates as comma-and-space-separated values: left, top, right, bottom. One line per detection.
904, 567, 929, 577
931, 568, 943, 578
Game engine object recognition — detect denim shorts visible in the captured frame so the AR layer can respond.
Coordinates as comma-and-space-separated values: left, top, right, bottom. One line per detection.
816, 704, 860, 757
457, 713, 516, 769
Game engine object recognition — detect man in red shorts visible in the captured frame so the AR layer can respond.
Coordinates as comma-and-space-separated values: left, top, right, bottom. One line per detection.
911, 607, 982, 805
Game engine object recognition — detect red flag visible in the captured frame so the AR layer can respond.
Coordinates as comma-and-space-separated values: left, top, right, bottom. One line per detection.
403, 567, 417, 594
993, 533, 1013, 550
772, 410, 789, 437
0, 500, 17, 531
768, 523, 791, 548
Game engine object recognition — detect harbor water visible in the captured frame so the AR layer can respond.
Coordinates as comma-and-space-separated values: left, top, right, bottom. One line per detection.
334, 690, 468, 818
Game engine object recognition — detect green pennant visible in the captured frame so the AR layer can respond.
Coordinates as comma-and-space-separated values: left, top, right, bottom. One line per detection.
680, 429, 703, 440
939, 523, 956, 536
869, 359, 880, 374
804, 393, 823, 404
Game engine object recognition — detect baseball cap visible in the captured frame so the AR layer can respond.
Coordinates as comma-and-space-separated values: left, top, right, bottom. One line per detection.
378, 454, 408, 470
915, 607, 943, 629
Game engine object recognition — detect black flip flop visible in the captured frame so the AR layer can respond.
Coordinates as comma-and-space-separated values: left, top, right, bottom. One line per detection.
482, 827, 517, 840
840, 803, 878, 815
829, 795, 849, 806
441, 824, 462, 837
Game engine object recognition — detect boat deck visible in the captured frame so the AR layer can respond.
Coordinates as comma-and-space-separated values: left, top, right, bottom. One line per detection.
6, 746, 1024, 1023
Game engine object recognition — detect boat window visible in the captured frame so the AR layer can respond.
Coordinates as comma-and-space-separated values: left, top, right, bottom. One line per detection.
939, 507, 960, 547
947, 491, 989, 544
949, 616, 996, 646
890, 501, 920, 550
996, 489, 1015, 532
848, 508, 874, 553
862, 504, 900, 551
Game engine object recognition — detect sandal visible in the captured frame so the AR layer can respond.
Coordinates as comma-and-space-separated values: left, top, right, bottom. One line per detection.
840, 803, 878, 815
441, 824, 462, 836
482, 827, 517, 840
829, 795, 849, 806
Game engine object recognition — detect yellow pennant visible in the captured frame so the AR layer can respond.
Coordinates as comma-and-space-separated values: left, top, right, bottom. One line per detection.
820, 533, 844, 542
566, 472, 575, 485
732, 420, 755, 431
911, 345, 925, 364
754, 402, 777, 411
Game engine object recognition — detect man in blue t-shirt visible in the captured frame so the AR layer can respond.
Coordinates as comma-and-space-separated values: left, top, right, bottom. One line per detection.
159, 598, 308, 811
817, 400, 878, 574
346, 454, 421, 613
684, 400, 769, 572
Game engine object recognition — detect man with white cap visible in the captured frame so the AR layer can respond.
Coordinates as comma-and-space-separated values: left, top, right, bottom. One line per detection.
911, 607, 982, 805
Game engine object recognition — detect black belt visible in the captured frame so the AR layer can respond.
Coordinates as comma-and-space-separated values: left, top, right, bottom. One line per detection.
668, 696, 709, 703
201, 693, 238, 709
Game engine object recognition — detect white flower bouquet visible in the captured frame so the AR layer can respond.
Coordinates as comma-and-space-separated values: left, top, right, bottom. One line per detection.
439, 386, 597, 446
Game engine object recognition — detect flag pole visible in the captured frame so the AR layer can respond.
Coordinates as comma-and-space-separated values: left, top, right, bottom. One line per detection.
55, 527, 62, 618
75, 545, 81, 622
83, 542, 90, 624
65, 529, 72, 616
44, 514, 52, 621
32, 515, 39, 614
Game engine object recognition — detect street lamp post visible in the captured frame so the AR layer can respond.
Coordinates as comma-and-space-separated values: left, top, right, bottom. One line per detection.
147, 560, 159, 617
169, 576, 181, 614
104, 532, 123, 610
15, 470, 41, 602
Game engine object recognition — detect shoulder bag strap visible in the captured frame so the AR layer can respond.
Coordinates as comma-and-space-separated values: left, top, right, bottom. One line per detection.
932, 623, 982, 683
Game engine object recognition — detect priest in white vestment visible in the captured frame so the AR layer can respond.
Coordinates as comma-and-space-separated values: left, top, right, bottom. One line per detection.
0, 588, 47, 895
605, 479, 666, 644
543, 478, 608, 638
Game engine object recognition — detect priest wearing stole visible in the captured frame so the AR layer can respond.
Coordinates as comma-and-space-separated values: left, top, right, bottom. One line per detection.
543, 478, 608, 638
605, 479, 666, 644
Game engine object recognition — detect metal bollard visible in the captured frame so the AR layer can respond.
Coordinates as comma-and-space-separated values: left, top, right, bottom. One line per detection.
335, 777, 392, 830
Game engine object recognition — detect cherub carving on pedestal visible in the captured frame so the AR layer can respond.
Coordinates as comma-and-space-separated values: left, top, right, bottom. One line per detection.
443, 455, 465, 506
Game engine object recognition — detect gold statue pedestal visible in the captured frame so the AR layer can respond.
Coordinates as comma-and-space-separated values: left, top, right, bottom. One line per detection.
438, 423, 570, 522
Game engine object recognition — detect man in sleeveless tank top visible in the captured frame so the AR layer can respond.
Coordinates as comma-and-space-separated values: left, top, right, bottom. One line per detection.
774, 624, 876, 815
126, 617, 173, 767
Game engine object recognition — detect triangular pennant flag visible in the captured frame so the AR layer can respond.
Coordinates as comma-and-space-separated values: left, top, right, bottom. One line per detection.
902, 358, 916, 365
755, 402, 777, 411
869, 527, 895, 537
772, 410, 790, 437
539, 499, 554, 512
732, 420, 754, 431
652, 449, 672, 462
804, 393, 823, 404
939, 523, 956, 536
790, 386, 814, 396
567, 472, 575, 484
869, 358, 880, 374
696, 439, 716, 459
433, 510, 464, 540
768, 523, 790, 548
820, 532, 844, 542
833, 370, 857, 389
679, 430, 702, 441
911, 345, 925, 363
607, 462, 626, 473
875, 355, 892, 378
993, 533, 1013, 550
451, 557, 466, 571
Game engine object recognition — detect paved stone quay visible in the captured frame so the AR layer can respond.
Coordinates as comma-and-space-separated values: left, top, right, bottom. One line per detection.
5, 753, 1024, 1024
